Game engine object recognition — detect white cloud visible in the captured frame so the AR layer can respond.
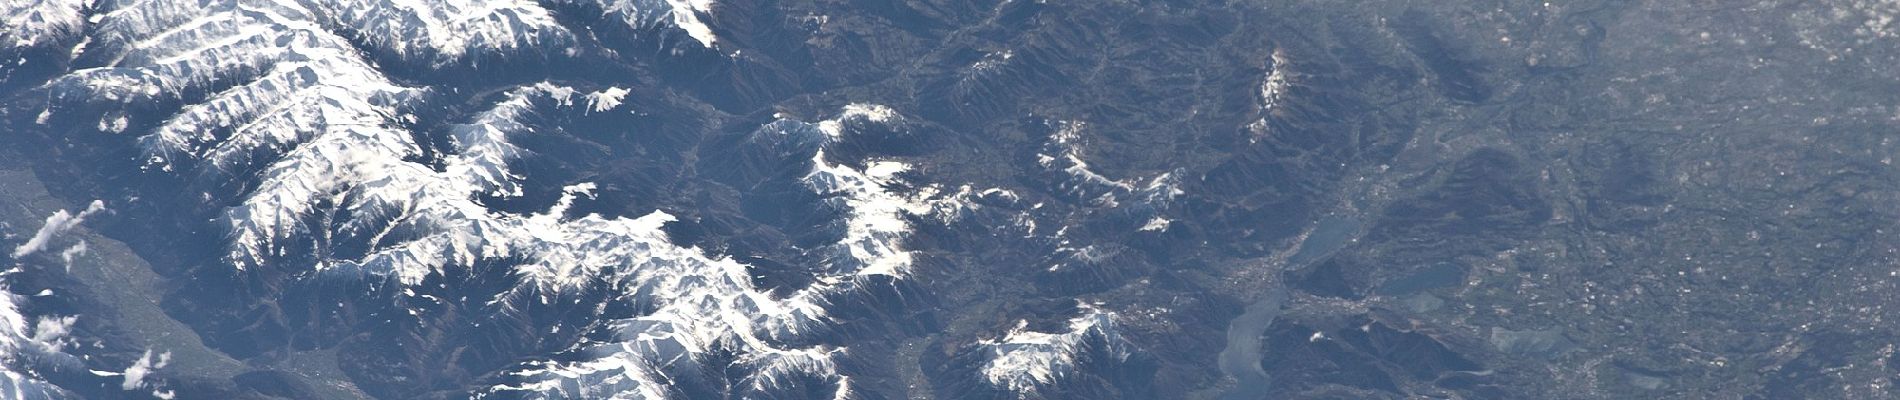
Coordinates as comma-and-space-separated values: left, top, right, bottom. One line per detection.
11, 200, 105, 259
121, 349, 170, 390
58, 241, 87, 272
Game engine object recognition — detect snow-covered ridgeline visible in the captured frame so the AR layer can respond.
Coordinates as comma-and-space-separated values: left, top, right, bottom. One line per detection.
17, 0, 718, 71
806, 156, 920, 277
1, 0, 87, 50
25, 0, 896, 395
977, 308, 1133, 395
446, 83, 581, 198
315, 0, 574, 63
815, 103, 898, 139
38, 0, 586, 274
324, 0, 734, 62
803, 103, 971, 278
584, 87, 630, 113
1035, 120, 1183, 209
279, 83, 603, 284
39, 0, 427, 178
1038, 121, 1132, 199
227, 81, 709, 291
0, 283, 79, 400
56, 2, 314, 109
0, 289, 73, 373
809, 156, 975, 278
1259, 47, 1292, 115
550, 0, 722, 49
32, 0, 732, 271
489, 106, 965, 399
197, 94, 887, 398
145, 51, 420, 173
91, 76, 922, 400
808, 101, 979, 258
1245, 46, 1299, 141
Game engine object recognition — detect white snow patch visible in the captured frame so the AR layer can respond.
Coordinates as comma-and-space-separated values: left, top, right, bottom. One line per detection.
805, 151, 928, 278
552, 0, 724, 49
665, 0, 720, 48
1139, 217, 1170, 232
584, 87, 630, 113
978, 307, 1132, 395
490, 105, 961, 398
1, 0, 87, 49
40, 8, 948, 393
817, 103, 900, 138
321, 0, 576, 63
839, 103, 898, 123
1036, 121, 1185, 209
0, 276, 77, 397
1260, 47, 1292, 113
99, 115, 128, 133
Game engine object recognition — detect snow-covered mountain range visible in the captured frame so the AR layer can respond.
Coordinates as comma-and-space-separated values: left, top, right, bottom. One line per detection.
1, 0, 996, 398
12, 0, 1832, 398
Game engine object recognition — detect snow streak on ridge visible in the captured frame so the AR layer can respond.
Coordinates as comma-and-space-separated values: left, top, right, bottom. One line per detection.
25, 0, 731, 275
1036, 120, 1183, 209
488, 107, 964, 399
1246, 47, 1298, 142
550, 0, 722, 49
317, 0, 575, 63
0, 281, 78, 400
978, 307, 1132, 396
19, 1, 914, 397
1259, 48, 1292, 118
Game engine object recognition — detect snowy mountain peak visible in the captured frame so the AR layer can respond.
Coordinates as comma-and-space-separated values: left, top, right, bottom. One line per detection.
319, 0, 576, 63
1036, 120, 1178, 209
487, 105, 956, 398
978, 307, 1133, 395
1, 0, 87, 50
554, 0, 723, 49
